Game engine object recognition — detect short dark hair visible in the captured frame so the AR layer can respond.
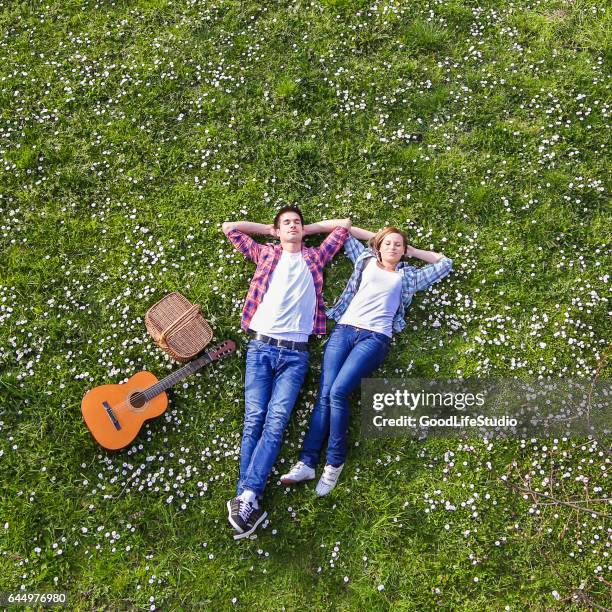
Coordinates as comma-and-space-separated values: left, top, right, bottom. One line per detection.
273, 205, 305, 229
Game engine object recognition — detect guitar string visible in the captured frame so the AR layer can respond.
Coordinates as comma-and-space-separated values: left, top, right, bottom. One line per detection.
104, 346, 233, 419
113, 355, 209, 415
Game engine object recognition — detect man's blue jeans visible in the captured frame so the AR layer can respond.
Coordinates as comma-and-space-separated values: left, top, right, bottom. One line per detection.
300, 324, 390, 468
237, 339, 309, 498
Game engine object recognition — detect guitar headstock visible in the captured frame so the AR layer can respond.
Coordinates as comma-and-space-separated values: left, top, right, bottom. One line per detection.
206, 339, 237, 361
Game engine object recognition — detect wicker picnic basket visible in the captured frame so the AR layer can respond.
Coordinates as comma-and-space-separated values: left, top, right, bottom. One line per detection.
144, 292, 213, 362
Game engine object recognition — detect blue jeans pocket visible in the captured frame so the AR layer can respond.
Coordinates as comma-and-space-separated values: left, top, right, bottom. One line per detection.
371, 332, 391, 349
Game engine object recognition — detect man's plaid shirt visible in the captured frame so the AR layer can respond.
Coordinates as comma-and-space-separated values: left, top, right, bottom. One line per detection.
226, 226, 349, 335
326, 235, 453, 334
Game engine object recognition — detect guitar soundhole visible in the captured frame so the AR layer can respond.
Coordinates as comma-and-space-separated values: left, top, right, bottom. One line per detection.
129, 392, 146, 410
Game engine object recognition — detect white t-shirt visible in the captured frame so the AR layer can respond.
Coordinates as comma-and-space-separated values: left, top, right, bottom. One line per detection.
338, 259, 402, 337
248, 250, 316, 342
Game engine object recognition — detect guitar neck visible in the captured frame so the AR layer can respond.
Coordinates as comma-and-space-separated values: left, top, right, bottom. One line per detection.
142, 351, 214, 400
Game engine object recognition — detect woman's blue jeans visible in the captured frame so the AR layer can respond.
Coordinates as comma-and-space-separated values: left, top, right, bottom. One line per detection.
300, 324, 390, 468
237, 339, 309, 498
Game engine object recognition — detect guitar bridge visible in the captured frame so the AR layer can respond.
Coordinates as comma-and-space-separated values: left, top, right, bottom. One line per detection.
102, 401, 121, 430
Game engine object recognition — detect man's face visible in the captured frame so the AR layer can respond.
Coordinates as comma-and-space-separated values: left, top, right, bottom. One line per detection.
274, 211, 304, 244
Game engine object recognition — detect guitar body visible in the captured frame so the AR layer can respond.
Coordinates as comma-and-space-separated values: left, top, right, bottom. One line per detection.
81, 371, 168, 450
81, 339, 236, 451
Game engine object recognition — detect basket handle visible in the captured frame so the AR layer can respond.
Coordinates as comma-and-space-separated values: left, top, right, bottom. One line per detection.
158, 304, 201, 348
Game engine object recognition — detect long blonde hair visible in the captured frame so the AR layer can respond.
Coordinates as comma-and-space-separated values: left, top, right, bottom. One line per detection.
368, 226, 408, 261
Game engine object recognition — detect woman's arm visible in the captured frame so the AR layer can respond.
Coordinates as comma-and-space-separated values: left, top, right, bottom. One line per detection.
405, 245, 447, 264
222, 221, 274, 236
349, 225, 376, 241
303, 218, 351, 236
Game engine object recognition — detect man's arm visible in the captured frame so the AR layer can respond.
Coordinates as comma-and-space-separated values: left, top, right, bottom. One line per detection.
222, 220, 273, 264
316, 225, 351, 267
349, 225, 376, 241
303, 218, 351, 236
222, 221, 274, 236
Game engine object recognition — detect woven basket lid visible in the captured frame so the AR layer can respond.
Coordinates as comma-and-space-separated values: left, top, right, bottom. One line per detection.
145, 292, 212, 359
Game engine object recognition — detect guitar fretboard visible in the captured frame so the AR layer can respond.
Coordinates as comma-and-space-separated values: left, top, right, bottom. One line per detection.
142, 352, 213, 400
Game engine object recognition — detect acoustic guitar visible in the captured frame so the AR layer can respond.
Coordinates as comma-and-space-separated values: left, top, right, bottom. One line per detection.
81, 340, 236, 450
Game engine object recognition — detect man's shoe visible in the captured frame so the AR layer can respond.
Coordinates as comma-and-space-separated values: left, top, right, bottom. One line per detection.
233, 503, 268, 540
227, 496, 247, 533
280, 461, 316, 486
315, 464, 344, 497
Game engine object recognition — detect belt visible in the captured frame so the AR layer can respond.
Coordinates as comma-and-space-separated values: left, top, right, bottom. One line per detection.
250, 332, 309, 352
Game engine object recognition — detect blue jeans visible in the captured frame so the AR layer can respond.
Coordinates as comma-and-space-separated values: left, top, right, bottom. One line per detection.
237, 339, 309, 498
300, 324, 391, 468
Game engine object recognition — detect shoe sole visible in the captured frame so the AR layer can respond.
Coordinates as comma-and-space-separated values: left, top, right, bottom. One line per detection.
280, 475, 315, 486
233, 510, 268, 540
226, 500, 245, 533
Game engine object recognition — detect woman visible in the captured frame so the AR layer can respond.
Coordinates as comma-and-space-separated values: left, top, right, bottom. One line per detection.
280, 225, 453, 495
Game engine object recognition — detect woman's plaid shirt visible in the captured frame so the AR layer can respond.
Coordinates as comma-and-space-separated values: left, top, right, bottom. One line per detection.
326, 235, 453, 334
225, 226, 349, 335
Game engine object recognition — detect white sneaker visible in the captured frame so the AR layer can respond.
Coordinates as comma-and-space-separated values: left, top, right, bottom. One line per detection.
315, 464, 344, 497
280, 461, 315, 485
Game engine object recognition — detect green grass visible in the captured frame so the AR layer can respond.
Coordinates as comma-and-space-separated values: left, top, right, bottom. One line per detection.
0, 0, 610, 609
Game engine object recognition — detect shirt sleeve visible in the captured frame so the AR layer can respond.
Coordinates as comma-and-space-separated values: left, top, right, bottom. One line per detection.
343, 234, 367, 264
225, 229, 262, 264
316, 226, 349, 267
405, 256, 453, 292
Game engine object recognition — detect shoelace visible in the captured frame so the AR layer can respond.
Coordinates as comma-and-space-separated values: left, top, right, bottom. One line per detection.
321, 466, 341, 485
238, 500, 253, 523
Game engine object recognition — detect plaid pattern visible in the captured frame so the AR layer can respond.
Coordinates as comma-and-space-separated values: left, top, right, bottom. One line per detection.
226, 226, 349, 335
326, 235, 453, 334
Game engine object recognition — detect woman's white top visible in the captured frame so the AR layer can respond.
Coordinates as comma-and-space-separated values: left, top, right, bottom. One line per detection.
338, 259, 402, 337
249, 250, 316, 342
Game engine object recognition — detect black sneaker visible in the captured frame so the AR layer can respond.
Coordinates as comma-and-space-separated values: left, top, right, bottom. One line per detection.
227, 496, 247, 533
233, 503, 268, 541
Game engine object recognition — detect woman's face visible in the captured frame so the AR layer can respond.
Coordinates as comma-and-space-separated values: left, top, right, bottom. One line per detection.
378, 233, 406, 265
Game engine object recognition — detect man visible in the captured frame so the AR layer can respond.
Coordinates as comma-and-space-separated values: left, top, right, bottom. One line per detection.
222, 206, 350, 539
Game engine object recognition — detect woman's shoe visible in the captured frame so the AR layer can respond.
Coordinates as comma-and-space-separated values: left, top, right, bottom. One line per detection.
315, 464, 344, 496
280, 461, 315, 485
